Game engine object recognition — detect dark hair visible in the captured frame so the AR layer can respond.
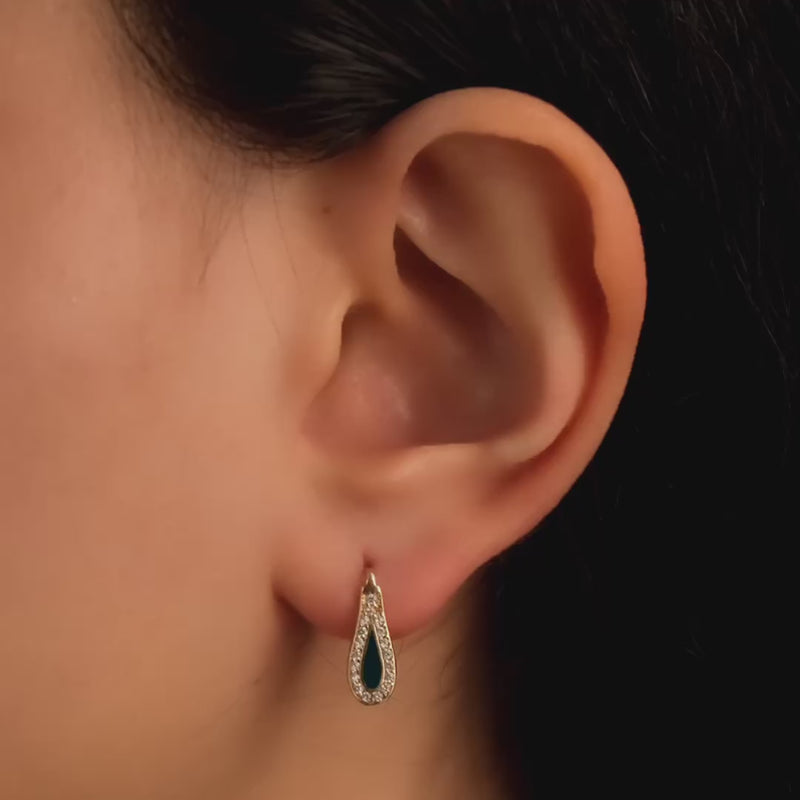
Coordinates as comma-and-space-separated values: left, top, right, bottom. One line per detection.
112, 1, 799, 795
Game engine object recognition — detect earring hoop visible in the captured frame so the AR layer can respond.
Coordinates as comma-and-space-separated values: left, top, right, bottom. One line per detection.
348, 572, 396, 705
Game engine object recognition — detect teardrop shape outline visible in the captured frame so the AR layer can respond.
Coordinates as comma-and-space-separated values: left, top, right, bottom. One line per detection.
348, 572, 396, 705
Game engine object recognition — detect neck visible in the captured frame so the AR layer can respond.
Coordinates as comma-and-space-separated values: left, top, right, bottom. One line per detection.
242, 584, 506, 800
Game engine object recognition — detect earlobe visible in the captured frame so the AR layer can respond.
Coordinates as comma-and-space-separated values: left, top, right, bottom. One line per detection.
277, 88, 645, 639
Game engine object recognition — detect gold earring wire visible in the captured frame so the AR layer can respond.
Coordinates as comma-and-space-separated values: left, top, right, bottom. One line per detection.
348, 572, 396, 705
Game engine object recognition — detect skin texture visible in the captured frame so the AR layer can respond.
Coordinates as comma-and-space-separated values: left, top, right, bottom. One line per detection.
0, 2, 645, 799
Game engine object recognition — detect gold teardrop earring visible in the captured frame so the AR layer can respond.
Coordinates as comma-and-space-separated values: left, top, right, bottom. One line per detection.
348, 572, 396, 705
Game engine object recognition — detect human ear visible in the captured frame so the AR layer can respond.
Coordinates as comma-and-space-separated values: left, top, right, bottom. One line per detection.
270, 88, 646, 639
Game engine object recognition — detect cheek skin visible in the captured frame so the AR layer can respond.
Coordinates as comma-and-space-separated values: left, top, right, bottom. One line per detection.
0, 11, 298, 798
0, 198, 286, 797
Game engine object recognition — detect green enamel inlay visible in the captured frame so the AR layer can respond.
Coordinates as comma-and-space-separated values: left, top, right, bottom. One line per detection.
362, 628, 383, 690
